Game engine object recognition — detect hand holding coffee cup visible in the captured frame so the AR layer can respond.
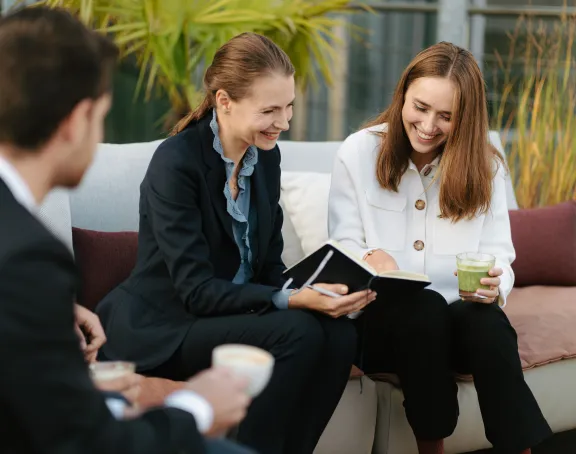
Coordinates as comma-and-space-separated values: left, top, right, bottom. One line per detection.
89, 361, 141, 404
455, 252, 501, 303
185, 367, 252, 437
212, 344, 275, 398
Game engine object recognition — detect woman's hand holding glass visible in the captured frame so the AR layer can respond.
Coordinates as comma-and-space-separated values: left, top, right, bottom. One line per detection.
288, 284, 377, 318
477, 267, 502, 302
453, 267, 502, 303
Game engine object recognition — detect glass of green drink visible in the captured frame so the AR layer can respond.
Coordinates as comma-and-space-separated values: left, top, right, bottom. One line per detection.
456, 252, 496, 302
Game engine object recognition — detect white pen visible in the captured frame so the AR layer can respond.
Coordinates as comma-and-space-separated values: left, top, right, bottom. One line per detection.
306, 284, 342, 298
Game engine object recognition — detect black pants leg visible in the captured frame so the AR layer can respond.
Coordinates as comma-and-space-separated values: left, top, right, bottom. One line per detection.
146, 309, 356, 454
449, 300, 552, 453
205, 439, 256, 454
358, 289, 459, 440
283, 314, 357, 454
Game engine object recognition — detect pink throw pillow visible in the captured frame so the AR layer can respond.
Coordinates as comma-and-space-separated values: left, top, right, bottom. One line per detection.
509, 201, 576, 287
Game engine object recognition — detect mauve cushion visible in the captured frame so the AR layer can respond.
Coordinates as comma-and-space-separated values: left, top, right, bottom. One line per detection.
505, 285, 576, 370
72, 228, 138, 311
509, 201, 576, 287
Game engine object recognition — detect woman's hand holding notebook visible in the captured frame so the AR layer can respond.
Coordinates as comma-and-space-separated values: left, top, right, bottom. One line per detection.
283, 240, 431, 295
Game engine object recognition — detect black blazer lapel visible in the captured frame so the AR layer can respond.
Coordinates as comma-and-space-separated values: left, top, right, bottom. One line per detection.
251, 159, 272, 272
198, 116, 235, 243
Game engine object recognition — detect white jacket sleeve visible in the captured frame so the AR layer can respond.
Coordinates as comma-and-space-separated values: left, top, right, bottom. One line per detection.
328, 138, 374, 260
479, 164, 516, 307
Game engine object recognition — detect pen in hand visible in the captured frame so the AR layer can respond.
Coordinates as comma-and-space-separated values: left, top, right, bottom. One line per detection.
305, 284, 342, 298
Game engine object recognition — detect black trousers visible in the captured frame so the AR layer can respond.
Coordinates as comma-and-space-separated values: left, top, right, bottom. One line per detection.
146, 309, 357, 454
205, 438, 256, 454
357, 289, 552, 453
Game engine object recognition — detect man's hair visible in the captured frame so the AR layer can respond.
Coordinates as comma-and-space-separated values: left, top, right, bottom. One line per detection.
0, 6, 119, 149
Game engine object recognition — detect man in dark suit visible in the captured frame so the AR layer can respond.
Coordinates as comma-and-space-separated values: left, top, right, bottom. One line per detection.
0, 7, 253, 454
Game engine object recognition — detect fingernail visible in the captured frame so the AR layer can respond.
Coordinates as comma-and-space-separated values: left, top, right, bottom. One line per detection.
341, 286, 348, 293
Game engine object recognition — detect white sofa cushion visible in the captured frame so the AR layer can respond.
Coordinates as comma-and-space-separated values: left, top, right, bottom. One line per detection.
280, 171, 331, 257
314, 378, 378, 454
279, 197, 305, 268
70, 140, 163, 231
278, 140, 343, 173
37, 188, 73, 252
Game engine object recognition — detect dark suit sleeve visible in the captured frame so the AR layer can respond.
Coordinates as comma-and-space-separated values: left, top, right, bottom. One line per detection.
145, 147, 280, 316
257, 164, 288, 288
0, 239, 206, 454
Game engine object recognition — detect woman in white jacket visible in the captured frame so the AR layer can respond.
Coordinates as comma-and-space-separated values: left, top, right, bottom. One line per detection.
328, 42, 550, 454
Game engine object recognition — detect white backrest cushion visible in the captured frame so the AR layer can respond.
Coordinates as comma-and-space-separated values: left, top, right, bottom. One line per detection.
278, 140, 343, 173
37, 188, 73, 252
277, 140, 343, 264
66, 132, 516, 266
280, 171, 332, 258
69, 140, 163, 231
279, 197, 305, 268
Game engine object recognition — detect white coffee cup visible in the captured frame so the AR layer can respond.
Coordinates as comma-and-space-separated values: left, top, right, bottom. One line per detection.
89, 361, 135, 384
212, 344, 274, 397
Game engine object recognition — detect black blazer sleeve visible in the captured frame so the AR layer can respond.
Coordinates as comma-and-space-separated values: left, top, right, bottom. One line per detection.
257, 166, 288, 289
144, 145, 280, 316
0, 239, 205, 454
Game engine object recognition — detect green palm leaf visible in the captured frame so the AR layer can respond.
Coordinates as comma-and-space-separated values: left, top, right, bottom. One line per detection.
35, 0, 366, 121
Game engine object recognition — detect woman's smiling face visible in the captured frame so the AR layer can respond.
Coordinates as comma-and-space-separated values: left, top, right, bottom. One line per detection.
401, 76, 455, 156
224, 73, 295, 150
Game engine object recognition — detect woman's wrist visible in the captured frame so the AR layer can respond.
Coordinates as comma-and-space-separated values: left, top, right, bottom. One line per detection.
362, 249, 381, 261
287, 289, 301, 309
364, 249, 399, 272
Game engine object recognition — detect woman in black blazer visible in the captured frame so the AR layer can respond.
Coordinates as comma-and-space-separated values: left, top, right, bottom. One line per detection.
97, 33, 375, 454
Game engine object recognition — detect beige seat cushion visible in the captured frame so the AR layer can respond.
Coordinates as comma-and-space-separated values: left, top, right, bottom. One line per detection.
374, 359, 576, 454
314, 377, 378, 454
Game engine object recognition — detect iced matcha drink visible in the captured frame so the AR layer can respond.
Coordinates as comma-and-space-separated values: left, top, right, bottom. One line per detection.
456, 253, 496, 301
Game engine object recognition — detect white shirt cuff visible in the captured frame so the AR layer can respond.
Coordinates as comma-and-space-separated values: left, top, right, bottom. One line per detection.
497, 286, 507, 308
347, 310, 363, 319
164, 390, 214, 434
105, 398, 127, 420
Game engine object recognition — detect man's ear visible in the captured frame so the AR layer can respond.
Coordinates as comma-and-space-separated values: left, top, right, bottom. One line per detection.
57, 99, 94, 146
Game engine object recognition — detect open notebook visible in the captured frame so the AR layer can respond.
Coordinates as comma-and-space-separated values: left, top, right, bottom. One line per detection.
283, 239, 431, 295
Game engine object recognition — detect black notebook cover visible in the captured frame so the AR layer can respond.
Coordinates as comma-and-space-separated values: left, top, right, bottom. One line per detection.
283, 241, 431, 294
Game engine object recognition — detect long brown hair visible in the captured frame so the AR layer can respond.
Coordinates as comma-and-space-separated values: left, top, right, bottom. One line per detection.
171, 33, 294, 135
364, 42, 504, 222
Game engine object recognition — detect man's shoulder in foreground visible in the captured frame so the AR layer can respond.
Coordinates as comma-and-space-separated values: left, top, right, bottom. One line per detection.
0, 179, 71, 265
